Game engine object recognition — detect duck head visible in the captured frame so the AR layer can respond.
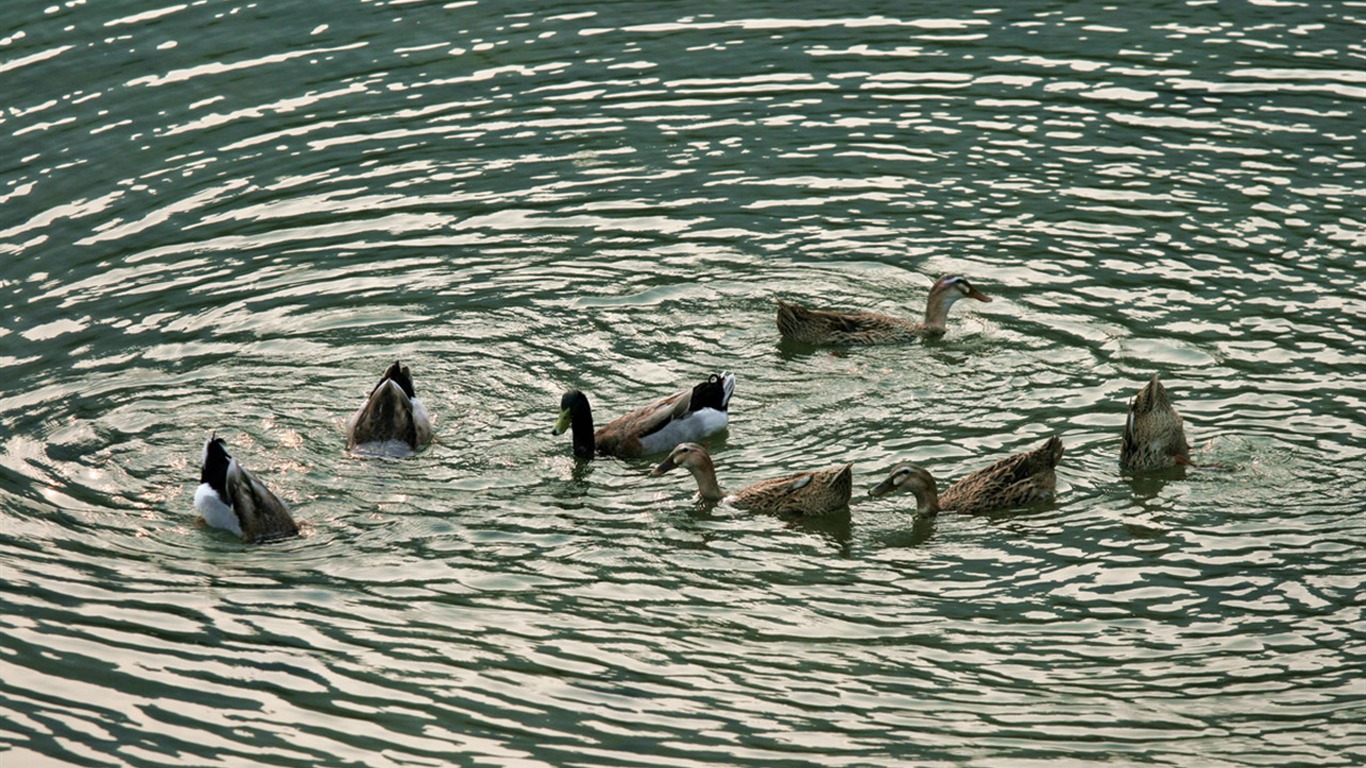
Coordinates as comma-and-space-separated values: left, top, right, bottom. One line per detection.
924, 275, 991, 330
650, 442, 711, 476
868, 463, 941, 517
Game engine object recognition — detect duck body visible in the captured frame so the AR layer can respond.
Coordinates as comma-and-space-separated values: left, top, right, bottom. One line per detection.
776, 274, 991, 345
554, 372, 735, 459
347, 361, 432, 456
652, 442, 853, 516
869, 435, 1063, 516
1120, 373, 1190, 471
194, 436, 299, 543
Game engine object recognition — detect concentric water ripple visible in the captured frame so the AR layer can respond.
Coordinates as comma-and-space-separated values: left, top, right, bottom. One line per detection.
2, 2, 1364, 766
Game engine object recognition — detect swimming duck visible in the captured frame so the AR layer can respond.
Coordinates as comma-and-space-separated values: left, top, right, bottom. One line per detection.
776, 274, 991, 345
868, 435, 1063, 516
554, 371, 735, 459
1121, 373, 1190, 471
194, 435, 299, 543
651, 442, 853, 516
346, 360, 433, 455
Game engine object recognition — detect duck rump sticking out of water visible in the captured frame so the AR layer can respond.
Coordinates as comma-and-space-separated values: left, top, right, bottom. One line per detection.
194, 435, 299, 543
347, 360, 433, 455
1120, 373, 1191, 471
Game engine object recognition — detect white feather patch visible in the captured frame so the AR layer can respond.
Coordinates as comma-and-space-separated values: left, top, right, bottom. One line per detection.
194, 482, 242, 537
639, 408, 729, 456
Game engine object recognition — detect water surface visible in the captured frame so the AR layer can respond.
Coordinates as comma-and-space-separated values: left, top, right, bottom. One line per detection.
2, 1, 1364, 766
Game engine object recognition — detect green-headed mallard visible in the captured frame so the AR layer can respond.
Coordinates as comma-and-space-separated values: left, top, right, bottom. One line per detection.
651, 442, 853, 516
1121, 373, 1190, 470
346, 360, 433, 456
776, 274, 991, 345
194, 435, 299, 543
554, 371, 735, 459
868, 435, 1063, 516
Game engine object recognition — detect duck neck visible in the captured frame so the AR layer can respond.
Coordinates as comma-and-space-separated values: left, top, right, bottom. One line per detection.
922, 291, 958, 334
911, 477, 941, 517
570, 403, 596, 459
687, 453, 725, 501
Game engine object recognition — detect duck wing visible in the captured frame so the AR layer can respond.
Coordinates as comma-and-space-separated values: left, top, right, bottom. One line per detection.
735, 464, 853, 516
225, 459, 299, 543
596, 373, 735, 458
940, 436, 1062, 514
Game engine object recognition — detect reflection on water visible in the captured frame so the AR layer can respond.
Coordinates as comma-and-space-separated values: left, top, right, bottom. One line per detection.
2, 1, 1364, 766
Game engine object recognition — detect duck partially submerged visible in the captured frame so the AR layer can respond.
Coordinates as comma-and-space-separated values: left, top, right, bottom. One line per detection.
1121, 373, 1190, 471
776, 274, 991, 345
554, 371, 735, 459
869, 435, 1063, 516
651, 442, 853, 516
346, 361, 433, 455
194, 436, 299, 543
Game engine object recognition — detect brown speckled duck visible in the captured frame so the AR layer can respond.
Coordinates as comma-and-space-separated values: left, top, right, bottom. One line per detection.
868, 435, 1063, 516
776, 274, 991, 345
1120, 373, 1191, 471
651, 442, 853, 516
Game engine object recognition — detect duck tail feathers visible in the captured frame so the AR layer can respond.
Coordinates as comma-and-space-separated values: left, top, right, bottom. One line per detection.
692, 371, 736, 413
1042, 435, 1064, 468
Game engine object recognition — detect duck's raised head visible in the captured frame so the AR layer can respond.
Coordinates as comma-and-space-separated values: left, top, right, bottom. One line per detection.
924, 275, 990, 331
650, 442, 712, 476
932, 275, 991, 304
553, 390, 591, 436
868, 463, 936, 499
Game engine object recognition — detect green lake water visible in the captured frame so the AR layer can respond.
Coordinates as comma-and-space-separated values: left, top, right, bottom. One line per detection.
2, 1, 1363, 766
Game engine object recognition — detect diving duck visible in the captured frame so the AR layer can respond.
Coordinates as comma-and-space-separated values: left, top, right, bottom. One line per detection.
194, 435, 299, 543
1121, 373, 1190, 471
868, 435, 1063, 516
554, 371, 735, 459
651, 442, 853, 516
776, 274, 991, 345
346, 360, 433, 455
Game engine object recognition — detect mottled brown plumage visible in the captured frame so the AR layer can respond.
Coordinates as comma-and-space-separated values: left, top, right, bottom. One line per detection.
651, 442, 853, 517
869, 436, 1063, 516
347, 361, 432, 454
1120, 373, 1190, 471
776, 274, 991, 345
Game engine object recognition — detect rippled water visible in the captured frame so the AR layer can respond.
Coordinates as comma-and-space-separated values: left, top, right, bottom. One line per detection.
3, 1, 1364, 765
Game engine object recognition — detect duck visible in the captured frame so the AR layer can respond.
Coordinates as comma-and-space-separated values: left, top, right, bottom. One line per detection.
1121, 373, 1190, 471
776, 274, 991, 345
346, 360, 433, 455
868, 435, 1063, 516
553, 371, 735, 459
194, 435, 299, 543
651, 442, 853, 516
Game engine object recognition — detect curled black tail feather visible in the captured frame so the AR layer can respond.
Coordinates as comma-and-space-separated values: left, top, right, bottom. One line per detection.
689, 373, 733, 414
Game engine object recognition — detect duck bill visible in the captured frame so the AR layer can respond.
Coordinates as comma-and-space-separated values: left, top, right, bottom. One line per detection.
551, 409, 572, 436
649, 455, 679, 477
967, 286, 992, 303
867, 477, 898, 498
